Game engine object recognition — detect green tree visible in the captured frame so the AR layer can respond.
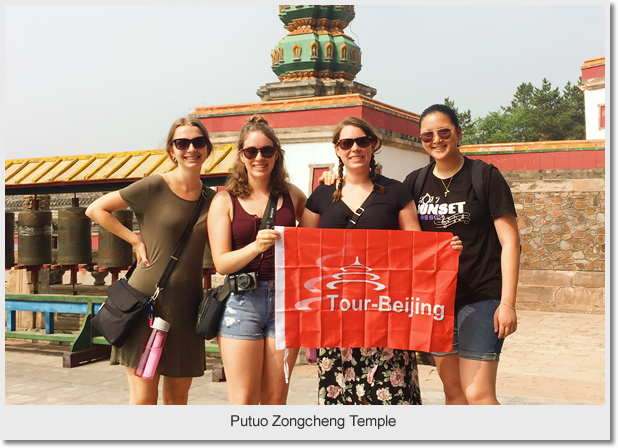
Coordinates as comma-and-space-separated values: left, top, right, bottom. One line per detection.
529, 78, 563, 140
443, 97, 476, 145
475, 111, 512, 144
446, 78, 585, 144
503, 82, 535, 142
561, 78, 585, 139
508, 82, 534, 109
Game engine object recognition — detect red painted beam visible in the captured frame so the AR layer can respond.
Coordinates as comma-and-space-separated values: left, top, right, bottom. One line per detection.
199, 105, 420, 137
466, 150, 605, 171
582, 65, 605, 80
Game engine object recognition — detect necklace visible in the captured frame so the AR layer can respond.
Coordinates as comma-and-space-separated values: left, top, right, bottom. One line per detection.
435, 159, 463, 197
440, 177, 453, 197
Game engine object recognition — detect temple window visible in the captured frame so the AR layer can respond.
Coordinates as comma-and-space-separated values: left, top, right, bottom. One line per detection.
340, 44, 348, 61
310, 42, 318, 59
293, 44, 302, 60
325, 43, 334, 60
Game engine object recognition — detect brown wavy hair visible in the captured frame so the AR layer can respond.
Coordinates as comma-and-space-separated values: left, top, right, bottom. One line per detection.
165, 117, 213, 165
331, 117, 383, 202
226, 115, 290, 198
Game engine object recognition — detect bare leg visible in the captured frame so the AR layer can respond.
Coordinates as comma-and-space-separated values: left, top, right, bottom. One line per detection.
125, 367, 160, 405
260, 339, 299, 405
459, 358, 500, 405
162, 376, 193, 405
218, 336, 265, 405
433, 354, 468, 405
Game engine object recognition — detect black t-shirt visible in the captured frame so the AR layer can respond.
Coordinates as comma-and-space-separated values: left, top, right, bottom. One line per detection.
306, 174, 413, 230
402, 157, 516, 308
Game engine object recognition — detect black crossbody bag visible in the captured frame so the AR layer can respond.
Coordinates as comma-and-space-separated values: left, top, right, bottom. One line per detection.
93, 185, 208, 348
196, 194, 277, 340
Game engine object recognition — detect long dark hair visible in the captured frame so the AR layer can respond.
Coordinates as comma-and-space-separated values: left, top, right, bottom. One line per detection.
226, 115, 290, 198
331, 117, 383, 202
419, 104, 460, 129
419, 104, 462, 150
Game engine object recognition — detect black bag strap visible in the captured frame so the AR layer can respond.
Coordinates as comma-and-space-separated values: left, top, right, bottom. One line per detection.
412, 162, 435, 204
214, 278, 233, 303
120, 184, 207, 299
259, 194, 278, 231
153, 184, 209, 295
346, 190, 378, 229
470, 158, 491, 218
254, 193, 278, 273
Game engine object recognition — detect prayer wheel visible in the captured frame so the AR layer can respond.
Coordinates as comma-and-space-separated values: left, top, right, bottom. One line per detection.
97, 209, 134, 268
203, 241, 214, 269
6, 212, 15, 267
57, 207, 92, 265
17, 209, 52, 266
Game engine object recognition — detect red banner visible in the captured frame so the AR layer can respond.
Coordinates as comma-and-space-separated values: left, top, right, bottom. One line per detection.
274, 227, 458, 353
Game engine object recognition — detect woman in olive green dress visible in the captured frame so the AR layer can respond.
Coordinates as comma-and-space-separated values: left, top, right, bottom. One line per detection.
86, 117, 215, 405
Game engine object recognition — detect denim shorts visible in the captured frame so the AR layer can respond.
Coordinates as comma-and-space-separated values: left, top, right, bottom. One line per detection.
433, 299, 504, 362
218, 280, 276, 340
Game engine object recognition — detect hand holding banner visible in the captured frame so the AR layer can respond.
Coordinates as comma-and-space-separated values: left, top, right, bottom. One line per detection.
274, 227, 459, 353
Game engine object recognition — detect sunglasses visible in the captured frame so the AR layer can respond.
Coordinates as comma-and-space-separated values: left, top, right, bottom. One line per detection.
336, 136, 373, 150
241, 146, 277, 159
420, 128, 453, 143
173, 137, 208, 151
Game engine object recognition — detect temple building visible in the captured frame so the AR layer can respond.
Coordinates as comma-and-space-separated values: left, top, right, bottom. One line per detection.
5, 5, 605, 315
194, 5, 426, 193
580, 57, 605, 140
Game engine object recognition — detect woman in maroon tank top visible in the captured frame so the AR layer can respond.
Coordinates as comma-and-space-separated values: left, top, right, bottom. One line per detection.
207, 115, 307, 405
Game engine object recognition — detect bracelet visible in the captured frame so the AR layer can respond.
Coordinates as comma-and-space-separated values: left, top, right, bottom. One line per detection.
501, 302, 516, 311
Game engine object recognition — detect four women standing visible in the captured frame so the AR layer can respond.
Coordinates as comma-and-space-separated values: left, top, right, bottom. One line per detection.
88, 107, 517, 406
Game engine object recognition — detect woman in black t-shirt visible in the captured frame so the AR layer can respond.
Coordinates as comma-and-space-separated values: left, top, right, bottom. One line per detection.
301, 117, 462, 405
403, 104, 520, 405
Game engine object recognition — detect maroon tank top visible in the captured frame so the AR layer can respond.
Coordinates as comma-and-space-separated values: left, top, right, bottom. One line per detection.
230, 192, 296, 280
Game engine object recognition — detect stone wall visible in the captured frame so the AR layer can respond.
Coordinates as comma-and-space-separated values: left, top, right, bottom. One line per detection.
505, 169, 605, 314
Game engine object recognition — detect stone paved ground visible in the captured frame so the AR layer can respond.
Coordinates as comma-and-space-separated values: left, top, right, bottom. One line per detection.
5, 309, 606, 406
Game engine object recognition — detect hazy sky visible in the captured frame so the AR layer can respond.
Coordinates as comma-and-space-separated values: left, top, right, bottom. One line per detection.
5, 4, 607, 160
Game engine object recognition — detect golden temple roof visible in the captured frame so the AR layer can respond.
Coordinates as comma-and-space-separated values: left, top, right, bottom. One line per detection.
581, 57, 605, 70
460, 139, 605, 155
5, 145, 236, 195
193, 93, 420, 121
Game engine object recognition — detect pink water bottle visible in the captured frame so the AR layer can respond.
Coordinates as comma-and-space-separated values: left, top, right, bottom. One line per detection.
305, 347, 317, 364
134, 317, 170, 380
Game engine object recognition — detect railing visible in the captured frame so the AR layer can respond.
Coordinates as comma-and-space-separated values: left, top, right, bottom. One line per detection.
5, 293, 220, 367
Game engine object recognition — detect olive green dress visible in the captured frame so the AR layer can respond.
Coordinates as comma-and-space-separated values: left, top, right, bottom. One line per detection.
109, 175, 215, 378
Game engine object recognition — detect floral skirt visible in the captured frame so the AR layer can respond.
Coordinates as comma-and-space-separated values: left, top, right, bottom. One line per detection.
317, 347, 422, 405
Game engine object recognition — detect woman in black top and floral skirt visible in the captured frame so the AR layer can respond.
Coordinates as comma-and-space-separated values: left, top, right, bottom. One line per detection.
301, 117, 462, 405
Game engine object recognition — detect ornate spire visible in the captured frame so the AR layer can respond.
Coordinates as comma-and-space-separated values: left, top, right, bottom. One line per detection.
273, 5, 360, 82
257, 5, 376, 101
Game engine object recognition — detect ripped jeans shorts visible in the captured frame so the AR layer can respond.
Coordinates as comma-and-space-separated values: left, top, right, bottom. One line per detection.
218, 280, 276, 340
